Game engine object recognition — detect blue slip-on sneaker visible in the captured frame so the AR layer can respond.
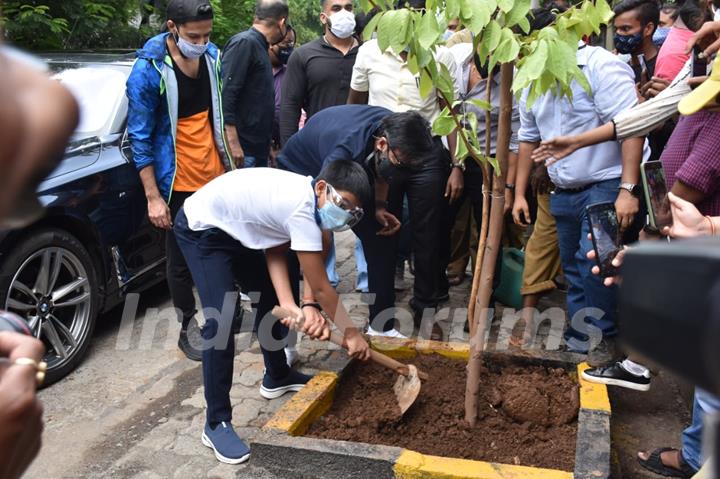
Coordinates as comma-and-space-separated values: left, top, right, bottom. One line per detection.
259, 369, 313, 399
201, 422, 251, 465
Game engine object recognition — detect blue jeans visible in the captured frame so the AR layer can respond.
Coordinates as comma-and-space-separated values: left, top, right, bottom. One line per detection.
355, 238, 368, 292
323, 234, 369, 291
174, 208, 289, 425
682, 388, 720, 471
243, 155, 267, 168
325, 236, 339, 288
550, 178, 620, 350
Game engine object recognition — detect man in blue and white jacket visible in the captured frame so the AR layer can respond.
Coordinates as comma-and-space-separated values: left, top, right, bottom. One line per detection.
126, 0, 233, 361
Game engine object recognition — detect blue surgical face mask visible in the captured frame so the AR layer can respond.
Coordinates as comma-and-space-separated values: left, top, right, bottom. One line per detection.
653, 27, 671, 47
174, 31, 209, 59
318, 201, 352, 232
443, 29, 454, 41
614, 32, 643, 55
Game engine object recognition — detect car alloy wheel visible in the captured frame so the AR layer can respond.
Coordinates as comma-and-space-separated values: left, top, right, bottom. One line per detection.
4, 246, 93, 372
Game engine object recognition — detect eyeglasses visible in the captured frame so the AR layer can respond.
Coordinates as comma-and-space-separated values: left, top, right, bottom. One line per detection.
326, 183, 364, 229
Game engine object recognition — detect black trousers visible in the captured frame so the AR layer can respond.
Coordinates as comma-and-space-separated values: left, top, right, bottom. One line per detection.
439, 158, 485, 295
352, 139, 450, 331
167, 191, 197, 329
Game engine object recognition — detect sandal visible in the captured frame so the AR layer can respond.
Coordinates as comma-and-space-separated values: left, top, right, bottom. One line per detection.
637, 448, 697, 478
448, 273, 465, 286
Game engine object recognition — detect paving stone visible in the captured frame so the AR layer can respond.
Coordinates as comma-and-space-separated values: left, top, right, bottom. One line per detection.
237, 363, 265, 387
232, 398, 265, 427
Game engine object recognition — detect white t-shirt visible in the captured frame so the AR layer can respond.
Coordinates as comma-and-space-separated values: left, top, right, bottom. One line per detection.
183, 168, 322, 252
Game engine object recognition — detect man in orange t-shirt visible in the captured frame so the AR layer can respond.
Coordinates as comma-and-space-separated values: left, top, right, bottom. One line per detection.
127, 0, 232, 361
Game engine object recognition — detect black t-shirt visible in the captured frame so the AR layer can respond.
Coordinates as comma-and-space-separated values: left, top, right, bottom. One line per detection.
171, 55, 211, 119
631, 54, 656, 84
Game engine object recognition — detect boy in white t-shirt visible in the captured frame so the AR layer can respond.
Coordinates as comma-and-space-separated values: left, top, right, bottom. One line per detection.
173, 160, 372, 465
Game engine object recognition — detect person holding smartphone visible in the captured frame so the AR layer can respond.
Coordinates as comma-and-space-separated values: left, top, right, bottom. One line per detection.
514, 7, 649, 361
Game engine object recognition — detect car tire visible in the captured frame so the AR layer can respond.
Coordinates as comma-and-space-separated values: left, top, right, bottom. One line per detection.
0, 228, 100, 386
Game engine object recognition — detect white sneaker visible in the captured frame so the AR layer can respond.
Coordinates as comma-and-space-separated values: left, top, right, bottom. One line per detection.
284, 346, 299, 367
366, 326, 407, 339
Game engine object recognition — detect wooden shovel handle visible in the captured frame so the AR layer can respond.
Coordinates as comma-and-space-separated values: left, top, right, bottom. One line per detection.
272, 306, 428, 380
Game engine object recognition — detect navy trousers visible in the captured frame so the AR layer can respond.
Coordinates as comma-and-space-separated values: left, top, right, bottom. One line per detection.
174, 208, 289, 425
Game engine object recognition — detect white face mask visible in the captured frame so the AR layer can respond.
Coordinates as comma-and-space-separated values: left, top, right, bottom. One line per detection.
327, 9, 356, 39
174, 31, 208, 59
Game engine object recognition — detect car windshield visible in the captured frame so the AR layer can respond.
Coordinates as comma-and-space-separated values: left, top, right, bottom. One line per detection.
52, 65, 128, 141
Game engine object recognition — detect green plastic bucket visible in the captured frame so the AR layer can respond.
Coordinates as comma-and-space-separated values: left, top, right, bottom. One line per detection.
495, 247, 525, 310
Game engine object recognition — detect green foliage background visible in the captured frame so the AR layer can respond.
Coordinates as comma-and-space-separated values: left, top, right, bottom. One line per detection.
1, 0, 323, 51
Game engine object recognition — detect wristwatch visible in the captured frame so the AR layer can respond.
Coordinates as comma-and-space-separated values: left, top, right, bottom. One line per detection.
505, 183, 515, 191
451, 160, 466, 172
619, 183, 639, 195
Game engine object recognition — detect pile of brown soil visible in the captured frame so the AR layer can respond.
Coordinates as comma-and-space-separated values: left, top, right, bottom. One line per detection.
307, 354, 579, 471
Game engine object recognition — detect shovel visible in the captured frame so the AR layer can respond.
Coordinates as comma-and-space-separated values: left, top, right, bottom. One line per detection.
271, 306, 425, 415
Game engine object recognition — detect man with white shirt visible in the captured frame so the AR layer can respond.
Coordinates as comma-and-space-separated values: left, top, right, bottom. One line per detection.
513, 8, 648, 357
347, 0, 462, 326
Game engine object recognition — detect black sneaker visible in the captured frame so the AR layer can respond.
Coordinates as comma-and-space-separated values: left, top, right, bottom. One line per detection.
259, 369, 313, 399
178, 318, 203, 362
581, 362, 651, 391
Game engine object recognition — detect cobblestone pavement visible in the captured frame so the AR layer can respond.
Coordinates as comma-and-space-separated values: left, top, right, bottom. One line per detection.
27, 231, 691, 478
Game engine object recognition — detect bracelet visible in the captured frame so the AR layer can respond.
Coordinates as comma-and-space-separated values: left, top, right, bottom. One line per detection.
705, 216, 716, 236
300, 302, 322, 311
451, 160, 466, 171
505, 183, 515, 191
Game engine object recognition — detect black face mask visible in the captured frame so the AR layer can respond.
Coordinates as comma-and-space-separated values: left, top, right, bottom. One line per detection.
374, 150, 397, 181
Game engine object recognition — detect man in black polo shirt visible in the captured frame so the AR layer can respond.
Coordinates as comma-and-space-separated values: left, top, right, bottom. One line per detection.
278, 0, 359, 146
222, 0, 289, 168
278, 104, 436, 337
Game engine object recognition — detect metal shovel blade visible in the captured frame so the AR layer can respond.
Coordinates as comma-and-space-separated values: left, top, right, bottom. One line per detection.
393, 364, 422, 416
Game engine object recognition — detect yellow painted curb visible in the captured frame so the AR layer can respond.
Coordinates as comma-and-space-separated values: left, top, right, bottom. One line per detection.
577, 362, 611, 412
394, 450, 574, 479
263, 371, 338, 436
370, 338, 470, 361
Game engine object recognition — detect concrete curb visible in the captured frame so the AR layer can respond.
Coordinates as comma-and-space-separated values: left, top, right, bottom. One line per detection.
252, 339, 612, 479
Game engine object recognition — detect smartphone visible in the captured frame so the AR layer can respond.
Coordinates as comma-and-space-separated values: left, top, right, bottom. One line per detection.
692, 45, 707, 77
641, 161, 673, 230
586, 202, 622, 278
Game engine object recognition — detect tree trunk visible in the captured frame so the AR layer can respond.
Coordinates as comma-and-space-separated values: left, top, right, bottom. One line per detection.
467, 74, 494, 337
464, 63, 514, 427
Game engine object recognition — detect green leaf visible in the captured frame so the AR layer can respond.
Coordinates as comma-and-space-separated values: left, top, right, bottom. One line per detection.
363, 10, 383, 42
417, 8, 441, 49
377, 9, 411, 53
504, 0, 531, 28
491, 28, 520, 66
466, 0, 495, 32
520, 39, 548, 82
455, 135, 470, 162
595, 0, 615, 24
419, 68, 434, 98
498, 0, 514, 13
516, 16, 531, 34
432, 108, 456, 136
469, 99, 492, 111
446, 0, 461, 20
407, 51, 420, 75
435, 62, 456, 101
484, 20, 502, 52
